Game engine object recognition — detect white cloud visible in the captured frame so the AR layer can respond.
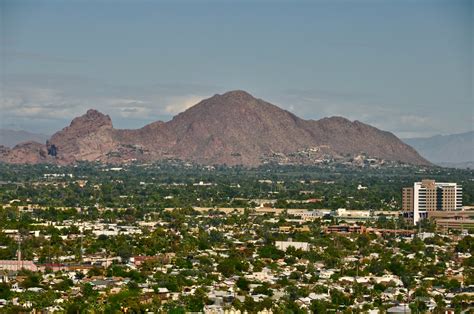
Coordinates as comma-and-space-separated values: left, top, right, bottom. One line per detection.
278, 90, 453, 138
100, 98, 153, 119
164, 95, 204, 115
0, 79, 214, 133
0, 87, 85, 120
2, 80, 468, 138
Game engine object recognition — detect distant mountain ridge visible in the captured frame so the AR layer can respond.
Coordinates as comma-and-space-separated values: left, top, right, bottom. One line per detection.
437, 161, 474, 169
0, 90, 430, 166
0, 129, 49, 148
403, 131, 474, 167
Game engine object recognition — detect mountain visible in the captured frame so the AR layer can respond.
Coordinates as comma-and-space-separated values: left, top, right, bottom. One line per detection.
403, 131, 474, 167
437, 161, 474, 169
0, 90, 430, 166
0, 129, 49, 148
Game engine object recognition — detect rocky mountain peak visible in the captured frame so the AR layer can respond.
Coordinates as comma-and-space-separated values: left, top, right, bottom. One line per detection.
218, 90, 255, 101
69, 109, 113, 129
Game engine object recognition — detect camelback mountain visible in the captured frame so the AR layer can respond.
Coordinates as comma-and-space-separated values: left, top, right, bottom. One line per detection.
0, 90, 430, 166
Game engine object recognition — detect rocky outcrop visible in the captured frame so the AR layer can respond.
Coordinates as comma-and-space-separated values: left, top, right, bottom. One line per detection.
47, 109, 117, 163
0, 141, 52, 164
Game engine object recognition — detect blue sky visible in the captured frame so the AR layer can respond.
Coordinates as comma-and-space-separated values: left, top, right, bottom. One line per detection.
1, 0, 472, 137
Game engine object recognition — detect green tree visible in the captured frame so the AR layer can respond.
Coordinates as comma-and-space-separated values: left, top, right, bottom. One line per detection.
236, 277, 250, 291
0, 283, 11, 299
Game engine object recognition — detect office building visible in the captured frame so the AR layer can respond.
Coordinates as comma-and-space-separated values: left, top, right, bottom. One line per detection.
402, 179, 462, 225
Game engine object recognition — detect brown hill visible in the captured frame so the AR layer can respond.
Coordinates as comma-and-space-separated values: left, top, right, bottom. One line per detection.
0, 90, 430, 166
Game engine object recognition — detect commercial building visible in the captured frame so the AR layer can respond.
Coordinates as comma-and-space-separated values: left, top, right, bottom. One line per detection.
402, 179, 462, 225
402, 187, 414, 212
427, 210, 474, 232
0, 260, 38, 272
275, 239, 311, 252
324, 224, 414, 236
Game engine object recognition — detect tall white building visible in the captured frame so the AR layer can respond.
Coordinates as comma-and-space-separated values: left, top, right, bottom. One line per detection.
403, 179, 462, 225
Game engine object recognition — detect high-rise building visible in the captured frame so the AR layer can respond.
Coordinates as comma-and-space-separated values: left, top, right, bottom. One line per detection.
402, 187, 414, 212
402, 179, 462, 225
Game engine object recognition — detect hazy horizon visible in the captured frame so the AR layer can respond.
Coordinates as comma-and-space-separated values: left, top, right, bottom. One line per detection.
1, 97, 473, 140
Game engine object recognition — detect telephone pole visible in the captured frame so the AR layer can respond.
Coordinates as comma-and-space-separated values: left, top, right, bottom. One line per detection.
17, 233, 22, 272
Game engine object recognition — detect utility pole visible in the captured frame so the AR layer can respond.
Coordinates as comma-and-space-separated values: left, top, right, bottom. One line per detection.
80, 222, 84, 264
17, 207, 22, 273
17, 232, 22, 272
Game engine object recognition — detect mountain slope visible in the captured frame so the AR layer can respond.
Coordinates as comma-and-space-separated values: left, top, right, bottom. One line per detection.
404, 131, 474, 164
0, 90, 430, 166
162, 90, 319, 165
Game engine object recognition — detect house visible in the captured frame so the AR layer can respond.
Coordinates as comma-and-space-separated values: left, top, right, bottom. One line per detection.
387, 304, 411, 313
